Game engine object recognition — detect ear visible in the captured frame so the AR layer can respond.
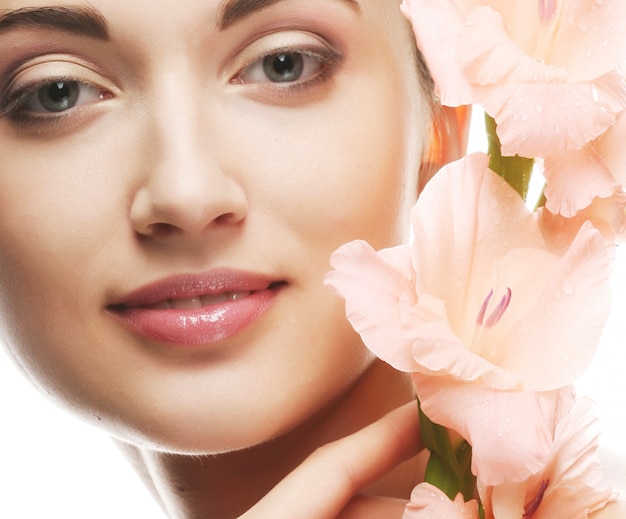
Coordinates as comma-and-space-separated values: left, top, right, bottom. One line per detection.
418, 105, 471, 194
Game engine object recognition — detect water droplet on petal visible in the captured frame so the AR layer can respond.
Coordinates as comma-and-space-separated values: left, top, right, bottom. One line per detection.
562, 279, 575, 295
536, 104, 544, 113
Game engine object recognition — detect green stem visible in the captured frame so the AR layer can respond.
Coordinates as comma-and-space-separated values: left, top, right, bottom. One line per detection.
485, 114, 535, 202
419, 400, 476, 502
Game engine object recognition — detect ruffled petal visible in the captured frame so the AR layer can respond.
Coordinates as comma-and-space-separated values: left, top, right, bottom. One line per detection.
596, 107, 626, 185
544, 0, 626, 80
414, 374, 554, 485
324, 240, 418, 372
497, 223, 613, 390
406, 294, 521, 389
551, 398, 606, 487
543, 143, 620, 217
401, 0, 473, 106
454, 7, 626, 157
411, 153, 543, 343
403, 484, 480, 519
482, 398, 614, 519
476, 73, 626, 157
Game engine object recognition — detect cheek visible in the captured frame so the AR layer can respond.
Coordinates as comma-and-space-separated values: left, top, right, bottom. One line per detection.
228, 81, 421, 254
0, 130, 131, 400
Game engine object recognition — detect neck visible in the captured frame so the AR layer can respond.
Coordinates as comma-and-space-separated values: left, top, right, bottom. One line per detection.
114, 359, 423, 519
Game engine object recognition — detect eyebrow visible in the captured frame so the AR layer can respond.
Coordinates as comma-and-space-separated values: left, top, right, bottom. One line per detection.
218, 0, 359, 30
0, 5, 109, 40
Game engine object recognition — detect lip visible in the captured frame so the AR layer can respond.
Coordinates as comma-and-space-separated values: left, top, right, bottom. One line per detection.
107, 269, 284, 346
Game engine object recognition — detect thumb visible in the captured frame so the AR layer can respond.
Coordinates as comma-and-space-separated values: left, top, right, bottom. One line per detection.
240, 401, 422, 519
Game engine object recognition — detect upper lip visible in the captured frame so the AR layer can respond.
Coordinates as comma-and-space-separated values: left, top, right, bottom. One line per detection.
108, 269, 284, 308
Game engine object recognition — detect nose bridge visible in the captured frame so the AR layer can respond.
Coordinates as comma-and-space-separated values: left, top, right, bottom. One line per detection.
149, 64, 211, 183
132, 64, 247, 237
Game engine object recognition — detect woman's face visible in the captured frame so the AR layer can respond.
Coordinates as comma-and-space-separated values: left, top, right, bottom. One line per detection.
0, 0, 429, 452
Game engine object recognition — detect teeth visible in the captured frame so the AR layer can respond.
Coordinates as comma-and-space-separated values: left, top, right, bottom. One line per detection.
171, 297, 203, 310
149, 292, 252, 310
152, 300, 173, 310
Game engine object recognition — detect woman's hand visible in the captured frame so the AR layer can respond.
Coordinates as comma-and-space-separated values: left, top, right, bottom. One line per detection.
241, 400, 626, 519
239, 402, 422, 519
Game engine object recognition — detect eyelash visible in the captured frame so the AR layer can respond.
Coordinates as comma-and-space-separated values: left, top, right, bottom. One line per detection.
0, 76, 109, 128
0, 42, 342, 130
233, 46, 342, 97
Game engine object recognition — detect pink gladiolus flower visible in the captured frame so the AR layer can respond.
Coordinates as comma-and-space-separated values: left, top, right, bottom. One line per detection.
539, 194, 626, 252
538, 106, 626, 229
325, 153, 613, 485
479, 398, 614, 519
401, 0, 626, 158
539, 103, 626, 220
403, 484, 480, 519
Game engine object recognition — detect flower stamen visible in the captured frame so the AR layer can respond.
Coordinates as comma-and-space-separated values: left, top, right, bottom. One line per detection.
538, 0, 557, 23
476, 288, 512, 328
485, 288, 512, 328
523, 479, 549, 518
476, 289, 493, 326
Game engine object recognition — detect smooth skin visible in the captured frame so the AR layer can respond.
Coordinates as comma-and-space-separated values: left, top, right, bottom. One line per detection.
0, 0, 622, 517
0, 0, 431, 517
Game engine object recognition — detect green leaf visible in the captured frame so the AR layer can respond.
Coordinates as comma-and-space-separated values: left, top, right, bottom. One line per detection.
485, 114, 535, 202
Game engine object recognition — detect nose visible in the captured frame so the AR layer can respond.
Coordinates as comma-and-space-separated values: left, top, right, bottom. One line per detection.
130, 89, 247, 239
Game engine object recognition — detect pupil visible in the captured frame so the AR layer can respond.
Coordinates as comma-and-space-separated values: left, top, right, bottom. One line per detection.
263, 53, 304, 82
39, 81, 79, 112
274, 55, 294, 74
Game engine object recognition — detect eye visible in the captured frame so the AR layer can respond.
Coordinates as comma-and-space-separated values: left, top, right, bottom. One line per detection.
261, 53, 305, 83
33, 81, 81, 112
10, 79, 106, 116
237, 48, 339, 85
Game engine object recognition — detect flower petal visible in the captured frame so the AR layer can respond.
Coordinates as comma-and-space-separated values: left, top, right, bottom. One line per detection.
403, 484, 480, 519
596, 107, 626, 185
324, 240, 418, 372
414, 374, 554, 485
543, 143, 620, 217
482, 398, 614, 519
539, 193, 626, 250
500, 222, 613, 390
456, 7, 626, 157
406, 294, 521, 388
476, 72, 626, 157
401, 0, 473, 106
411, 153, 543, 346
544, 0, 626, 81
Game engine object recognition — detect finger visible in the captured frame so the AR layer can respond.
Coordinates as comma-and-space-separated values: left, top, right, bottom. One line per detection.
240, 401, 422, 519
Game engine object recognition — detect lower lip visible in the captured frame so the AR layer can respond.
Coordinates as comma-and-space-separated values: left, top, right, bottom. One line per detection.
109, 288, 279, 346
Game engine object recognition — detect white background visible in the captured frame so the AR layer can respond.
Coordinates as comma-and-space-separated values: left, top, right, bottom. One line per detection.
0, 113, 624, 517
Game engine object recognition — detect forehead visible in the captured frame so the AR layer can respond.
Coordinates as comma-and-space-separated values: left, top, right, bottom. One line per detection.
0, 0, 415, 77
0, 0, 407, 35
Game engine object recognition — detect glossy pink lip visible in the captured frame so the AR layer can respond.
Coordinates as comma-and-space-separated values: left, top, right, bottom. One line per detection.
108, 270, 284, 346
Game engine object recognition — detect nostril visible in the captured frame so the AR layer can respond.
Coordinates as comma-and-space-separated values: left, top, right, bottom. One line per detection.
137, 222, 182, 240
214, 212, 244, 225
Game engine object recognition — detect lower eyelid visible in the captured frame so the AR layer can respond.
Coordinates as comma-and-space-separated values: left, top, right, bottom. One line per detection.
1, 80, 111, 119
235, 47, 341, 85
